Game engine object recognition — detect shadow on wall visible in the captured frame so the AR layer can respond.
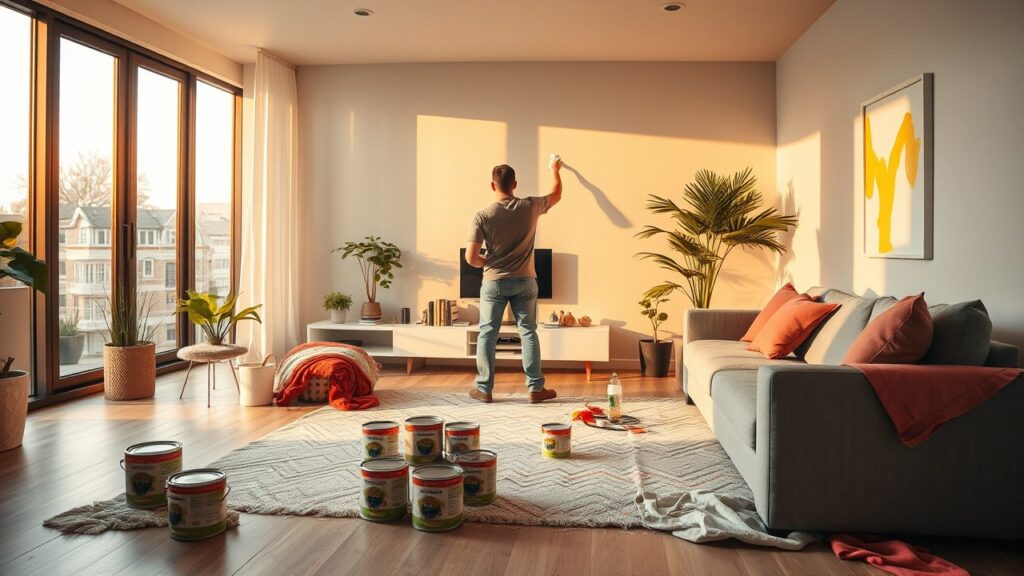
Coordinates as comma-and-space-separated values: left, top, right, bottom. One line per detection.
776, 179, 800, 286
550, 252, 579, 306
561, 163, 632, 228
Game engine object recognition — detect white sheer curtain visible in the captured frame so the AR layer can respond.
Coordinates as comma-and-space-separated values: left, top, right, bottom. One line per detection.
238, 50, 300, 361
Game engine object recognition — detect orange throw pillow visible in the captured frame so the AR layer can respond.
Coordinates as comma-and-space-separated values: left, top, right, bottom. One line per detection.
749, 297, 839, 359
842, 293, 933, 364
741, 283, 802, 342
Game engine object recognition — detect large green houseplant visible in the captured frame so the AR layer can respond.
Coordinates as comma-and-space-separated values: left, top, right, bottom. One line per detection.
0, 221, 47, 451
636, 168, 798, 309
332, 235, 402, 321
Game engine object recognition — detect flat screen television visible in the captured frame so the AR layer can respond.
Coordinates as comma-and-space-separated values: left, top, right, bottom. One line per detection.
459, 248, 552, 299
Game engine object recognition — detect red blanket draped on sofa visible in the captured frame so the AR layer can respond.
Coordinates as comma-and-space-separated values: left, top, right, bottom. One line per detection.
847, 364, 1022, 446
275, 342, 380, 410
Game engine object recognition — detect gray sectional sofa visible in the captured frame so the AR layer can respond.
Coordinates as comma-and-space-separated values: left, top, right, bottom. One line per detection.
679, 287, 1024, 538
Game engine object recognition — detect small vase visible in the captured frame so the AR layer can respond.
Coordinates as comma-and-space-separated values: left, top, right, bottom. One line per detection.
0, 371, 29, 451
330, 309, 347, 323
361, 301, 382, 321
103, 342, 157, 401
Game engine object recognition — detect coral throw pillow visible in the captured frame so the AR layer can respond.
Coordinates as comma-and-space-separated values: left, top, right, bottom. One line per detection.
842, 293, 933, 364
749, 297, 840, 359
741, 283, 802, 342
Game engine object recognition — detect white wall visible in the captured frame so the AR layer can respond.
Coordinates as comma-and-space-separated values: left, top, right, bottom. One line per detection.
777, 0, 1024, 350
298, 62, 778, 364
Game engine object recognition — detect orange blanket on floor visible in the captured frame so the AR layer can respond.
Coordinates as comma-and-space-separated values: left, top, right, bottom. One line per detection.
828, 534, 968, 576
275, 342, 380, 410
847, 363, 1022, 446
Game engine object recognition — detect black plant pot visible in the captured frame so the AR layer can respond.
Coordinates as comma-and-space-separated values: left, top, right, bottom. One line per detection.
639, 339, 672, 377
59, 334, 85, 366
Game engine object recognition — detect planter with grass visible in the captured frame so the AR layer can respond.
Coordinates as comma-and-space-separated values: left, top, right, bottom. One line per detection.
323, 291, 353, 323
102, 288, 161, 401
58, 315, 85, 366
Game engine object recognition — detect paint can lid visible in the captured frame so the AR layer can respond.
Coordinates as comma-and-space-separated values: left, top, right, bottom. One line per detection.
412, 464, 463, 481
405, 415, 443, 427
444, 421, 479, 432
362, 420, 399, 431
167, 468, 226, 487
125, 441, 182, 456
360, 457, 409, 473
453, 449, 497, 465
541, 422, 571, 432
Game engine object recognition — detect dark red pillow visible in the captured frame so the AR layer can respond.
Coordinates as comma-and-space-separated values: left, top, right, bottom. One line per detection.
741, 283, 802, 342
749, 297, 840, 359
842, 293, 933, 364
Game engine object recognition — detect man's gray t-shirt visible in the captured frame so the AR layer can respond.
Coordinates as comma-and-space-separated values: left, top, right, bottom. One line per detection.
468, 196, 550, 281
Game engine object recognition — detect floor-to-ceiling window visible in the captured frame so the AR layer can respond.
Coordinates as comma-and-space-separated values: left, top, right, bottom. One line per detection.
0, 0, 241, 404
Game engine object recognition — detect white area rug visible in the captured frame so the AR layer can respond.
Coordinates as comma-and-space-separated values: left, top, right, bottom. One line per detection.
211, 390, 752, 528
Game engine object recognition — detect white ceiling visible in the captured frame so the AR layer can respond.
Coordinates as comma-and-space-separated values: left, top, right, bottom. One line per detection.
111, 0, 835, 66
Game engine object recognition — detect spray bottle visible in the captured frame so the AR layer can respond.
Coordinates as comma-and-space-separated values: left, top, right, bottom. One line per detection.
607, 373, 623, 423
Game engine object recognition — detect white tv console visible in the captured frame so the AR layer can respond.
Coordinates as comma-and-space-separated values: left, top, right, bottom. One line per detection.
306, 321, 610, 381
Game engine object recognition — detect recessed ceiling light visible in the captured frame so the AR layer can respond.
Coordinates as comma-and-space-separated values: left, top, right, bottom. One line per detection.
353, 8, 374, 17
662, 3, 685, 12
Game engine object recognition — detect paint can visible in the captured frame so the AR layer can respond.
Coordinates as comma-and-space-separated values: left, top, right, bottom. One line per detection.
541, 423, 572, 459
444, 421, 480, 457
362, 420, 400, 459
121, 441, 183, 509
404, 415, 443, 465
359, 457, 409, 522
454, 449, 497, 506
165, 469, 229, 541
411, 464, 464, 532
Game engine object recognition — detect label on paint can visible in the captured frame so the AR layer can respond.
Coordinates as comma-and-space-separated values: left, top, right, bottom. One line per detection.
362, 420, 400, 459
359, 457, 409, 522
411, 464, 464, 532
444, 421, 480, 456
123, 441, 183, 509
404, 416, 443, 465
166, 469, 228, 541
454, 449, 497, 506
541, 423, 572, 459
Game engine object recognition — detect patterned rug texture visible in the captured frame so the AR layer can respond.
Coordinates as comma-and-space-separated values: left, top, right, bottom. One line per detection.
210, 390, 752, 528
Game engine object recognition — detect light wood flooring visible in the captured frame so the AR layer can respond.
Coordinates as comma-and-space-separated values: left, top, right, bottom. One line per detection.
1, 364, 1021, 575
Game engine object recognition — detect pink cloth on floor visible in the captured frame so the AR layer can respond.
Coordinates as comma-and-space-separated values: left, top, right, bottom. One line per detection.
828, 534, 969, 576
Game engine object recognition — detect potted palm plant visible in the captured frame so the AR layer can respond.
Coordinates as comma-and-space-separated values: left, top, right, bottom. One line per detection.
639, 295, 672, 377
636, 167, 798, 309
58, 314, 85, 366
332, 235, 402, 321
0, 221, 46, 451
101, 286, 162, 401
323, 291, 353, 323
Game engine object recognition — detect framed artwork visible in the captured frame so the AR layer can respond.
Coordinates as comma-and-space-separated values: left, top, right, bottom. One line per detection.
862, 73, 933, 259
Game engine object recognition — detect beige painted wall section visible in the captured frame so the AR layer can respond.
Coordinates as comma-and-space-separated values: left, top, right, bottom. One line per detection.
39, 0, 242, 86
298, 62, 777, 364
777, 0, 1024, 350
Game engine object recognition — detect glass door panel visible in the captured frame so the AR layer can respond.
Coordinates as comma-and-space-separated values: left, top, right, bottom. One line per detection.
135, 66, 182, 354
57, 37, 117, 378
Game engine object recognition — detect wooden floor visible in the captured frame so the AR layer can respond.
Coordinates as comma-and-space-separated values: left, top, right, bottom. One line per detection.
1, 365, 1021, 576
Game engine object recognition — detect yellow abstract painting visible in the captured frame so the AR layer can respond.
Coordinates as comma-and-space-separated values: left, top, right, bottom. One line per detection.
862, 74, 932, 259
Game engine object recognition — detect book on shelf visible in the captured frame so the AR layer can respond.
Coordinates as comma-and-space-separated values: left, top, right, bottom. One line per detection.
427, 301, 435, 327
425, 299, 460, 327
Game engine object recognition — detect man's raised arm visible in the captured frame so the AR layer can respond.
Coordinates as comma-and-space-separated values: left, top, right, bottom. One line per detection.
544, 159, 562, 210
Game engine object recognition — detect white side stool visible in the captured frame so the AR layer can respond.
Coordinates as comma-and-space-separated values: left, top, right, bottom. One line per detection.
177, 343, 247, 407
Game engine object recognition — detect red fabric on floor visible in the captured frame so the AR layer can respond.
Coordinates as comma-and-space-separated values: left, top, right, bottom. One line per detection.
275, 342, 380, 410
828, 534, 969, 576
846, 364, 1021, 446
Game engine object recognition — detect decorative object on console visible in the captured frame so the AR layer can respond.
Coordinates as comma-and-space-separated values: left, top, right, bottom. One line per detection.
636, 167, 797, 309
558, 311, 577, 327
639, 293, 672, 377
863, 74, 933, 260
323, 291, 353, 324
578, 315, 592, 327
0, 220, 46, 451
101, 285, 164, 401
332, 235, 402, 321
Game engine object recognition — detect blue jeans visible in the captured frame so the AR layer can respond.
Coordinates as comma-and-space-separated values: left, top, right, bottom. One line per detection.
475, 277, 544, 393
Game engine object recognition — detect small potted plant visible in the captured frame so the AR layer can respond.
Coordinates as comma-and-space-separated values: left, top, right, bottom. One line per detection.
638, 293, 673, 377
58, 314, 85, 366
0, 220, 46, 451
323, 291, 353, 323
178, 291, 262, 346
101, 287, 162, 401
332, 235, 402, 321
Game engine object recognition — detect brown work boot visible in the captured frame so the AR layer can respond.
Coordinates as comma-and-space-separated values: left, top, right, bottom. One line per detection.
529, 388, 557, 403
469, 388, 493, 403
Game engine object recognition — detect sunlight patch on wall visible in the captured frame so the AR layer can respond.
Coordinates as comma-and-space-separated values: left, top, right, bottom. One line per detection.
775, 130, 821, 291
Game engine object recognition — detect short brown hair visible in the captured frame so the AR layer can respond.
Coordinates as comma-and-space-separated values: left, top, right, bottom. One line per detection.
492, 164, 516, 193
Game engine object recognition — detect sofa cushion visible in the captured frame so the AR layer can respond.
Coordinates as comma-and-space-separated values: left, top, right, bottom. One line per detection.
711, 370, 758, 450
870, 296, 898, 322
740, 283, 801, 342
684, 340, 802, 399
749, 298, 839, 359
798, 289, 878, 365
843, 293, 933, 364
923, 301, 992, 366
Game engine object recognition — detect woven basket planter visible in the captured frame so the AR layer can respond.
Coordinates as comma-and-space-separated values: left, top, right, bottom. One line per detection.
103, 342, 156, 401
0, 371, 29, 451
